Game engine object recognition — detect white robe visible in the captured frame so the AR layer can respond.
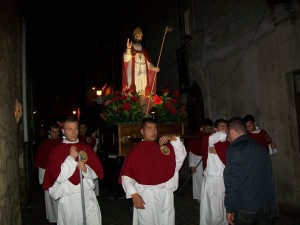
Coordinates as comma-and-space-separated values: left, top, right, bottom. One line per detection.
200, 132, 227, 225
123, 43, 155, 95
39, 167, 58, 223
49, 156, 102, 225
189, 151, 203, 201
121, 137, 187, 225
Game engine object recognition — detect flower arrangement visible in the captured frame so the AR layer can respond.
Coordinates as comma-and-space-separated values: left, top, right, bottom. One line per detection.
101, 91, 144, 126
101, 89, 187, 126
149, 89, 187, 123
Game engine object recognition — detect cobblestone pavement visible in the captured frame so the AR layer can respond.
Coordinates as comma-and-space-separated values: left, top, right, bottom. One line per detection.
22, 163, 300, 225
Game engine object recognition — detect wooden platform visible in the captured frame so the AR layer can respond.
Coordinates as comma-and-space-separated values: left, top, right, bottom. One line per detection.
99, 122, 184, 156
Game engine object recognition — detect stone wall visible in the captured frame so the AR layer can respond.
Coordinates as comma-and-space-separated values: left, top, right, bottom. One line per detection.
0, 0, 23, 224
186, 0, 300, 212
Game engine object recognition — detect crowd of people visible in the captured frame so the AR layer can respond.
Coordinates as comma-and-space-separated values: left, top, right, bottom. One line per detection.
32, 113, 278, 225
32, 27, 278, 225
185, 115, 277, 225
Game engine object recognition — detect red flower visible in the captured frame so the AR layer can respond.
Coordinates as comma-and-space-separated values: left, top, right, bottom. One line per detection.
115, 109, 120, 113
153, 95, 163, 105
130, 96, 139, 102
170, 98, 177, 104
170, 108, 177, 115
164, 102, 172, 110
122, 102, 131, 111
173, 90, 180, 98
111, 97, 118, 102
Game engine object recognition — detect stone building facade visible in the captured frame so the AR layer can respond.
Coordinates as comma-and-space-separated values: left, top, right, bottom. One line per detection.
126, 0, 300, 214
0, 0, 24, 224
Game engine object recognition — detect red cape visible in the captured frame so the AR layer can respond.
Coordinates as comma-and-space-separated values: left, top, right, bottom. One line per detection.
247, 129, 271, 152
214, 140, 229, 165
118, 141, 175, 185
201, 135, 209, 171
34, 138, 62, 169
185, 130, 208, 156
42, 142, 104, 190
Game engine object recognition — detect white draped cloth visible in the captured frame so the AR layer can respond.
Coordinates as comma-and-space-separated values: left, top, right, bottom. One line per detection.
200, 132, 227, 225
39, 168, 58, 223
189, 151, 203, 200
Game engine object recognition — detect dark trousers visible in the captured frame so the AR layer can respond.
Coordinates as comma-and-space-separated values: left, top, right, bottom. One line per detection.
234, 207, 276, 225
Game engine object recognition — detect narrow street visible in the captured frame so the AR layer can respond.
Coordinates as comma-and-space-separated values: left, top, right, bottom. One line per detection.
22, 162, 300, 225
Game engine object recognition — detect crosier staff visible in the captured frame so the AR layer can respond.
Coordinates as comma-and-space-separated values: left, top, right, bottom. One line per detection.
78, 150, 88, 225
146, 26, 173, 114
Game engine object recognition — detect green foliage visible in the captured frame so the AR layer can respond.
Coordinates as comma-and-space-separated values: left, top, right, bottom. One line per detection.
101, 89, 187, 126
101, 91, 144, 126
150, 89, 187, 123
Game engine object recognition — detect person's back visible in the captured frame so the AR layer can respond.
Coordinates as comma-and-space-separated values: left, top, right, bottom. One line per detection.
224, 117, 276, 225
230, 135, 276, 210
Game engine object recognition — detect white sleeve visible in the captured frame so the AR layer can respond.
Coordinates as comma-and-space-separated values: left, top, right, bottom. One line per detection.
269, 144, 278, 155
121, 175, 138, 199
170, 137, 187, 171
209, 131, 227, 147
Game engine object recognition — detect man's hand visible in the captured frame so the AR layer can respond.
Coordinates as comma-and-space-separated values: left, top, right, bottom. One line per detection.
126, 38, 132, 49
131, 193, 145, 209
77, 161, 87, 172
190, 167, 197, 174
226, 212, 235, 225
159, 135, 176, 145
70, 146, 78, 159
152, 67, 160, 73
208, 147, 217, 154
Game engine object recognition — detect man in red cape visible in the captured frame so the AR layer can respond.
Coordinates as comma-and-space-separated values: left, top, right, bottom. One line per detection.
186, 118, 213, 203
43, 117, 104, 225
34, 122, 62, 224
200, 118, 229, 225
119, 118, 186, 225
243, 114, 277, 155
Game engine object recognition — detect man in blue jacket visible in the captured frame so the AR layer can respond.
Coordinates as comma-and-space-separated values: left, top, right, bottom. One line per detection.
224, 117, 276, 225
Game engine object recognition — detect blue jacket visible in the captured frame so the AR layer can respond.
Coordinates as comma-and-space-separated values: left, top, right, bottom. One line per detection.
224, 134, 276, 213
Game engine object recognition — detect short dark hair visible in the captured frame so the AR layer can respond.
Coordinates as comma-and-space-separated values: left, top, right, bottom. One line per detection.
214, 118, 227, 128
49, 122, 60, 130
63, 116, 78, 128
202, 118, 213, 127
141, 117, 156, 129
228, 117, 247, 133
243, 114, 255, 123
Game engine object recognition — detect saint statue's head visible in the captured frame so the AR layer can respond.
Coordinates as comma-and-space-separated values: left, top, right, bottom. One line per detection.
132, 27, 143, 44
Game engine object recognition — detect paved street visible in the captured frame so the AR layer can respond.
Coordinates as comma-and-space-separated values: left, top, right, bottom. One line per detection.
22, 161, 300, 225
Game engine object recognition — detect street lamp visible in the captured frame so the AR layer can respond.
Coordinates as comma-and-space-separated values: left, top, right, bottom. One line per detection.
96, 90, 103, 105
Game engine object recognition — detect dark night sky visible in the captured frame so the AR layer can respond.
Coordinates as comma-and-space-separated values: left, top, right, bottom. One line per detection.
25, 0, 157, 127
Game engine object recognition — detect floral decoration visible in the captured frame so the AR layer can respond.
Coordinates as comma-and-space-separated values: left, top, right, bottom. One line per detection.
100, 90, 144, 126
101, 89, 187, 126
149, 89, 187, 123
